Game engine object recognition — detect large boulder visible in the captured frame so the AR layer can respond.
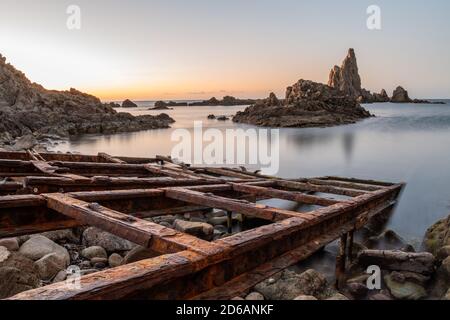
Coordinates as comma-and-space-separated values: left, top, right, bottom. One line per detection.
10, 134, 37, 151
123, 246, 159, 264
364, 229, 409, 251
391, 86, 412, 103
0, 238, 19, 251
254, 269, 330, 300
81, 246, 108, 260
40, 229, 80, 243
384, 272, 427, 300
0, 247, 40, 299
423, 214, 450, 256
19, 235, 70, 266
357, 250, 435, 275
429, 256, 450, 298
82, 227, 135, 253
35, 252, 67, 280
173, 220, 214, 240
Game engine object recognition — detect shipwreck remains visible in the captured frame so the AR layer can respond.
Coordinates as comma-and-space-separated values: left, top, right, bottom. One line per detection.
0, 150, 404, 300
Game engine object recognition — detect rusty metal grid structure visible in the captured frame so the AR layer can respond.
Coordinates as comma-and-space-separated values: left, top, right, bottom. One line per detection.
0, 150, 404, 300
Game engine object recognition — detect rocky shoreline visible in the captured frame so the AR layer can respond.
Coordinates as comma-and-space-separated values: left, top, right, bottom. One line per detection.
1, 204, 449, 300
0, 54, 175, 150
233, 213, 450, 301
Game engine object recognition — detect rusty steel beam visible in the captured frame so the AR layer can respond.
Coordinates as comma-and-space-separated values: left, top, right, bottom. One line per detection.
164, 187, 303, 221
275, 179, 366, 197
8, 183, 403, 300
305, 178, 385, 191
228, 182, 341, 207
44, 193, 226, 257
97, 152, 126, 164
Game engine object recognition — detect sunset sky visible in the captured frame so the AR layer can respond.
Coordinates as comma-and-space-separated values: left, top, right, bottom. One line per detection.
1, 0, 449, 101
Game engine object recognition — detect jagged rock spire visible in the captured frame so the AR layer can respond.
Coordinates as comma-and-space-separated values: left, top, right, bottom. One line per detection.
328, 48, 362, 98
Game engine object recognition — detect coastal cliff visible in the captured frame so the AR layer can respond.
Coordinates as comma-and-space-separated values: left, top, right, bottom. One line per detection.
0, 54, 174, 148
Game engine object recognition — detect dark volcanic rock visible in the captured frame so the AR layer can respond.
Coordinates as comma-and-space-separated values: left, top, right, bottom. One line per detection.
0, 53, 174, 146
372, 89, 390, 103
154, 101, 187, 108
391, 86, 412, 103
121, 99, 138, 108
233, 79, 372, 128
189, 96, 255, 106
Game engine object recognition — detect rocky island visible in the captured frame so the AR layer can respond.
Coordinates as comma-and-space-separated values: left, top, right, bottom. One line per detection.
233, 80, 372, 128
189, 96, 256, 106
233, 48, 446, 128
0, 54, 174, 150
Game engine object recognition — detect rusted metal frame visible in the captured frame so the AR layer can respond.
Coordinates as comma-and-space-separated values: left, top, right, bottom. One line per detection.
49, 161, 162, 176
192, 167, 261, 180
0, 159, 42, 176
97, 152, 126, 164
347, 230, 354, 262
192, 226, 344, 300
321, 176, 395, 187
0, 181, 23, 195
23, 176, 226, 193
7, 250, 212, 300
0, 194, 47, 208
7, 184, 401, 300
189, 166, 277, 180
0, 194, 79, 238
30, 160, 90, 182
164, 187, 306, 221
275, 179, 366, 197
304, 178, 385, 191
335, 234, 347, 288
44, 193, 227, 257
192, 186, 403, 299
134, 206, 212, 219
135, 185, 403, 299
228, 182, 341, 207
143, 164, 201, 179
215, 184, 402, 257
0, 150, 160, 164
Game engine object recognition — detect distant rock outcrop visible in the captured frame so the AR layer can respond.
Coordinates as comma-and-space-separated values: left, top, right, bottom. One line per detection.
328, 49, 445, 105
328, 49, 390, 103
390, 86, 412, 103
0, 53, 174, 147
121, 99, 138, 108
233, 79, 371, 128
189, 96, 256, 106
154, 101, 187, 108
328, 49, 362, 98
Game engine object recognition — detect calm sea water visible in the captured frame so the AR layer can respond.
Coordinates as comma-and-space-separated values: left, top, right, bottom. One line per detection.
52, 101, 450, 242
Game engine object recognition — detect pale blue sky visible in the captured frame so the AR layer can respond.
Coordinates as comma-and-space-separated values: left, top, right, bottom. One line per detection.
0, 0, 449, 100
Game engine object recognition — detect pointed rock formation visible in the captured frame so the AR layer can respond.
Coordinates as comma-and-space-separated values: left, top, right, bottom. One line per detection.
372, 89, 390, 103
328, 48, 362, 98
266, 92, 281, 107
391, 86, 412, 103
